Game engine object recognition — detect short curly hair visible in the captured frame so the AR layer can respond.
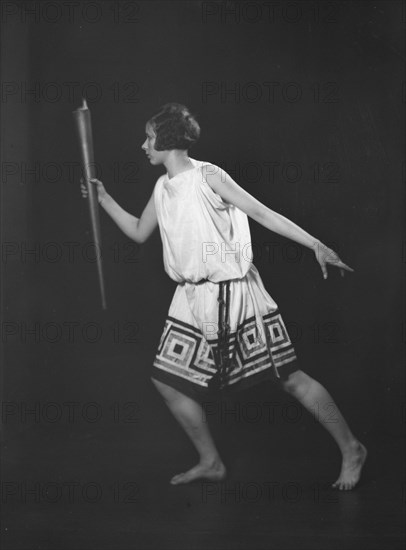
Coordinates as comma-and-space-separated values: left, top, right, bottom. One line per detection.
147, 103, 200, 151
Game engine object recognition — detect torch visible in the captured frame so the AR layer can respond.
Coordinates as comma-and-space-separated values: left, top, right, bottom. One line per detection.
72, 98, 107, 310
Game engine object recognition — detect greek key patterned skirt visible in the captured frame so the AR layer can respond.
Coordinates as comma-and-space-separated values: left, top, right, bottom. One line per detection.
151, 264, 299, 401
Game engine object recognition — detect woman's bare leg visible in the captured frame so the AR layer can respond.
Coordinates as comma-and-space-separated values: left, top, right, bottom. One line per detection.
151, 377, 226, 485
281, 369, 367, 490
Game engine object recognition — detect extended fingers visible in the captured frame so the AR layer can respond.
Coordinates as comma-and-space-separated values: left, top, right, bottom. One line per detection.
335, 260, 354, 276
339, 263, 354, 278
325, 254, 354, 272
320, 262, 328, 280
338, 261, 354, 272
316, 246, 354, 280
322, 260, 354, 279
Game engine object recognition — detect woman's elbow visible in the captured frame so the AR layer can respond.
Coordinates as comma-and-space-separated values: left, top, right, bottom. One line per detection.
127, 229, 144, 244
135, 233, 146, 244
127, 220, 142, 243
132, 228, 153, 244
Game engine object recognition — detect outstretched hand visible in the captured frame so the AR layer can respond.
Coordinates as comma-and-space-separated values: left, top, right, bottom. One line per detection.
313, 241, 354, 279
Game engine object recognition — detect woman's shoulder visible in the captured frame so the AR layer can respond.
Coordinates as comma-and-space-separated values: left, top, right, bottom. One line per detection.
190, 158, 222, 180
154, 173, 167, 187
190, 159, 229, 209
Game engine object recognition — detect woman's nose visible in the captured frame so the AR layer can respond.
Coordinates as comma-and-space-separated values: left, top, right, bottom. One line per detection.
141, 140, 147, 150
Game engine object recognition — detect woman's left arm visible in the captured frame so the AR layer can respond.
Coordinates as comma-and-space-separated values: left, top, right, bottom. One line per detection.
204, 166, 354, 279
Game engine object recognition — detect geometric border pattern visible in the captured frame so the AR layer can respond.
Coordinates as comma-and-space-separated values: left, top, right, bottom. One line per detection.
153, 310, 297, 390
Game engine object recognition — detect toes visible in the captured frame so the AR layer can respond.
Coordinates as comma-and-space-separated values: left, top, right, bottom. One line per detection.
170, 463, 226, 485
335, 479, 359, 491
333, 476, 360, 491
170, 473, 185, 484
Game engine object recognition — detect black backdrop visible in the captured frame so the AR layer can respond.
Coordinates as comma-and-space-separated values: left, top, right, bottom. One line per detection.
2, 1, 405, 454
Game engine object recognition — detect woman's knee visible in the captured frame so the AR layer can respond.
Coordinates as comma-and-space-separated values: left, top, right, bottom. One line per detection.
281, 370, 312, 397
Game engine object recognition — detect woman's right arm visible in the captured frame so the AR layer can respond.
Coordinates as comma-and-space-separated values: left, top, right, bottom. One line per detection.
81, 178, 158, 243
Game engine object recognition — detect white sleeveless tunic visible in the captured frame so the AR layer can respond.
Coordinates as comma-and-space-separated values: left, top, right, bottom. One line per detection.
151, 158, 298, 397
153, 158, 252, 283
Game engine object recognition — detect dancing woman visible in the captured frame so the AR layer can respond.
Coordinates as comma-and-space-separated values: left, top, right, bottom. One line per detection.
81, 103, 367, 490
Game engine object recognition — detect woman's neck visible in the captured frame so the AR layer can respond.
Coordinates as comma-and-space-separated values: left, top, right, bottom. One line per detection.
164, 151, 194, 179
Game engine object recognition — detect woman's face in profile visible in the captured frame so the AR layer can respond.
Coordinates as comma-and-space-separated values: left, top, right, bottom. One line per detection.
142, 124, 167, 165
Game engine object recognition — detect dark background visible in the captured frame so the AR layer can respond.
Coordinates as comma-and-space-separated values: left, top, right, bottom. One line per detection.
1, 1, 405, 549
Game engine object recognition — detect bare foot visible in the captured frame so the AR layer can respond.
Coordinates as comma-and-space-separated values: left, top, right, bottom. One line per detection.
332, 441, 367, 490
170, 459, 227, 485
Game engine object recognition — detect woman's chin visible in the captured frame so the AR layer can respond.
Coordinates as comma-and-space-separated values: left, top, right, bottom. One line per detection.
149, 158, 161, 166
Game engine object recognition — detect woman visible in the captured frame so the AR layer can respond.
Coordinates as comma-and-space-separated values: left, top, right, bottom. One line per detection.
81, 103, 367, 490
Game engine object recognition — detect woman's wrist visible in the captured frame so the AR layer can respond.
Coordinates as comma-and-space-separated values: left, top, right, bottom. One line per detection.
310, 239, 323, 251
98, 193, 109, 207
